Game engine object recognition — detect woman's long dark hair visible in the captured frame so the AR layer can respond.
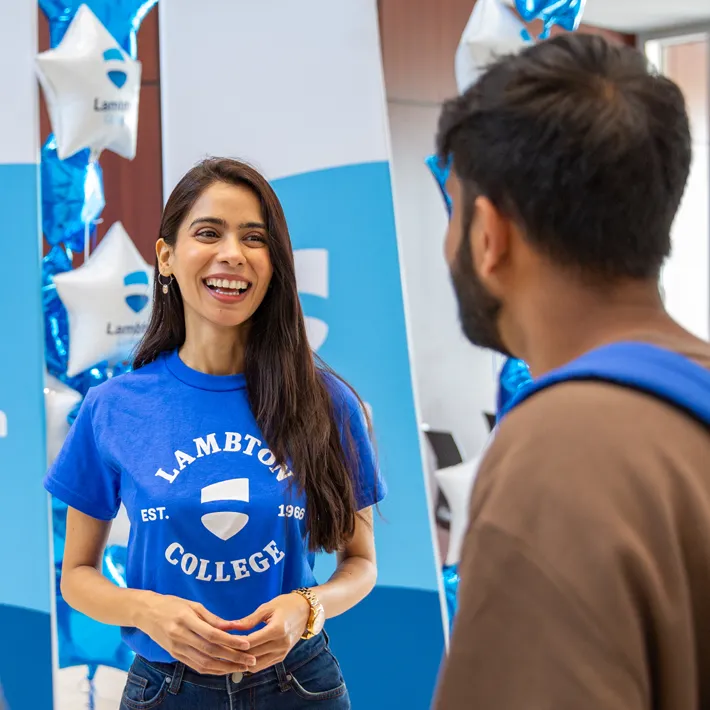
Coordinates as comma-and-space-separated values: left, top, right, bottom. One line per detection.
134, 158, 373, 553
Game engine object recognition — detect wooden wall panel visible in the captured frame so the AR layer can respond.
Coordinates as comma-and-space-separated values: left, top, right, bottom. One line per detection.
664, 40, 709, 144
379, 0, 635, 104
38, 7, 162, 265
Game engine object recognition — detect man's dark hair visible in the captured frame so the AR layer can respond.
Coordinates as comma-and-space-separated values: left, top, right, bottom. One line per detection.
437, 33, 692, 280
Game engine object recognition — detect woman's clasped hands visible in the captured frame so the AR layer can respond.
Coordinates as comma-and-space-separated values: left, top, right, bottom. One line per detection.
138, 592, 312, 675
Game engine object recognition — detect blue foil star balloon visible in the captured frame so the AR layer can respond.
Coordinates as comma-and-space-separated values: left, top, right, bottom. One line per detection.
54, 544, 133, 672
43, 245, 73, 378
39, 0, 158, 59
442, 564, 460, 631
41, 135, 105, 252
497, 357, 533, 419
515, 0, 586, 39
425, 154, 452, 217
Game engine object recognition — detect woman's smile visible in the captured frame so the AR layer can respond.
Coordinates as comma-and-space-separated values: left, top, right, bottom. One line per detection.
203, 274, 253, 304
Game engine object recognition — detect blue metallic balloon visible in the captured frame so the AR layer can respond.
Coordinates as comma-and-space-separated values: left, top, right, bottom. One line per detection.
56, 598, 133, 672
514, 0, 586, 38
425, 154, 452, 217
497, 357, 533, 419
104, 545, 128, 588
54, 542, 133, 671
41, 135, 104, 252
39, 0, 158, 59
52, 497, 69, 565
42, 245, 73, 377
64, 361, 133, 398
442, 564, 460, 631
67, 399, 82, 428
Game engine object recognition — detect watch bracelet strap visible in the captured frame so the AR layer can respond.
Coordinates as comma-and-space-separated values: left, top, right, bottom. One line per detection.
292, 587, 322, 639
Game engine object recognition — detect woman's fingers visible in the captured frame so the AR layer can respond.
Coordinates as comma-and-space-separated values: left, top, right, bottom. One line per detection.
174, 645, 250, 675
192, 602, 234, 632
249, 652, 285, 674
186, 613, 252, 652
183, 629, 256, 667
245, 639, 283, 657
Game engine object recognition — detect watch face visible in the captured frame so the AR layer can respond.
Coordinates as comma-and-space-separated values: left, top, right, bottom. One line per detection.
312, 605, 326, 635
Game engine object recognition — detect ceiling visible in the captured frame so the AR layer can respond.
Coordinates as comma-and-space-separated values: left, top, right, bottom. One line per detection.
577, 0, 710, 33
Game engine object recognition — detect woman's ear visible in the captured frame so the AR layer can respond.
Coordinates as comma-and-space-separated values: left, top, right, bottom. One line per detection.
156, 238, 173, 275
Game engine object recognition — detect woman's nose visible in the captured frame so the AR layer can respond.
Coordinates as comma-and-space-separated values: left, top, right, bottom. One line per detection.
218, 235, 245, 264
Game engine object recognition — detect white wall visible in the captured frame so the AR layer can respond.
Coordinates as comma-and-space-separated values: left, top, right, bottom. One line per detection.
658, 37, 710, 340
387, 101, 497, 464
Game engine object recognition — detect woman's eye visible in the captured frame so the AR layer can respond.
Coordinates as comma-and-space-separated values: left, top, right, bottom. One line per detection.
196, 230, 219, 239
245, 234, 267, 244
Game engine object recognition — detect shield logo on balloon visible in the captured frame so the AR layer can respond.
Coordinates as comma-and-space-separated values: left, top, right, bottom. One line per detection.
123, 271, 150, 313
103, 48, 128, 88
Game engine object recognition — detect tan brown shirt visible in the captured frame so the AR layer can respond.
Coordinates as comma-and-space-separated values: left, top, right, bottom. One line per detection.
434, 335, 710, 710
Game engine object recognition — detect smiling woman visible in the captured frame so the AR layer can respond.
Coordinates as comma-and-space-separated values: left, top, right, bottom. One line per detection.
43, 157, 386, 710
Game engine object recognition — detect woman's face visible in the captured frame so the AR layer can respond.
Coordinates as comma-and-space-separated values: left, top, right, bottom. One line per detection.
157, 181, 273, 330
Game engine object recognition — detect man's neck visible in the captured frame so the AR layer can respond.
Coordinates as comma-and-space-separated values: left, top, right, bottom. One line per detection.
511, 276, 688, 378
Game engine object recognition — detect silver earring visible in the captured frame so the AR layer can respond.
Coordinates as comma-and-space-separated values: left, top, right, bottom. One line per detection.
158, 273, 174, 295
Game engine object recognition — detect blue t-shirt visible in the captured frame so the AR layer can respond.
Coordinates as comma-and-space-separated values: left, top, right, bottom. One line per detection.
44, 350, 385, 662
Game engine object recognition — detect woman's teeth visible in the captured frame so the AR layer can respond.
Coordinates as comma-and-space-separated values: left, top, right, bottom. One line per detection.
205, 278, 249, 294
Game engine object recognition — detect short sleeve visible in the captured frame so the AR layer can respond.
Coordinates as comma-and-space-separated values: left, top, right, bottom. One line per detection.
345, 400, 387, 510
43, 386, 121, 521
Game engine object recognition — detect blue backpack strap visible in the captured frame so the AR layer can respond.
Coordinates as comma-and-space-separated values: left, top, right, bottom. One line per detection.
504, 341, 710, 426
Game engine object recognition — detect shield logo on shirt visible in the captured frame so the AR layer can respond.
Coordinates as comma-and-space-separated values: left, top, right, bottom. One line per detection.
200, 478, 249, 541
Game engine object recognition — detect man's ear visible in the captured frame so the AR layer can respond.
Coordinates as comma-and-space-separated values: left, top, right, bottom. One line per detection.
472, 196, 511, 285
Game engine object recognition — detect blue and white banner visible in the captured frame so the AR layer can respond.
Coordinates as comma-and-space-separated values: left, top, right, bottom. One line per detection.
0, 1, 54, 708
160, 1, 446, 706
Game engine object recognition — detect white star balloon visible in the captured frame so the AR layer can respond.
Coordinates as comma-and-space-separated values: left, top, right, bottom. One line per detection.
455, 0, 530, 94
35, 4, 141, 160
54, 222, 153, 377
44, 374, 83, 465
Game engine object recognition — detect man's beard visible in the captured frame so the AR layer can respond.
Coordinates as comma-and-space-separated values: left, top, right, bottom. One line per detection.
450, 236, 512, 357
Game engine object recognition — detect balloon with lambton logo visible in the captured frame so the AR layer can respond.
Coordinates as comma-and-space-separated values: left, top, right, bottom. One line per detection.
53, 221, 153, 377
35, 4, 141, 160
39, 0, 158, 59
455, 0, 530, 94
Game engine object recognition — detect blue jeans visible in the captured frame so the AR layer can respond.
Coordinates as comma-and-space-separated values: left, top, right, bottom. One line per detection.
119, 631, 350, 709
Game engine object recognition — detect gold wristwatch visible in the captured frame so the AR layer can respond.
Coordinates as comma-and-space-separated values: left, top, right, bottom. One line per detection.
292, 587, 325, 639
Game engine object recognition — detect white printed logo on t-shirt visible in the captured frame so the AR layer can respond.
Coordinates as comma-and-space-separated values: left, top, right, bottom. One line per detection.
200, 478, 250, 541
